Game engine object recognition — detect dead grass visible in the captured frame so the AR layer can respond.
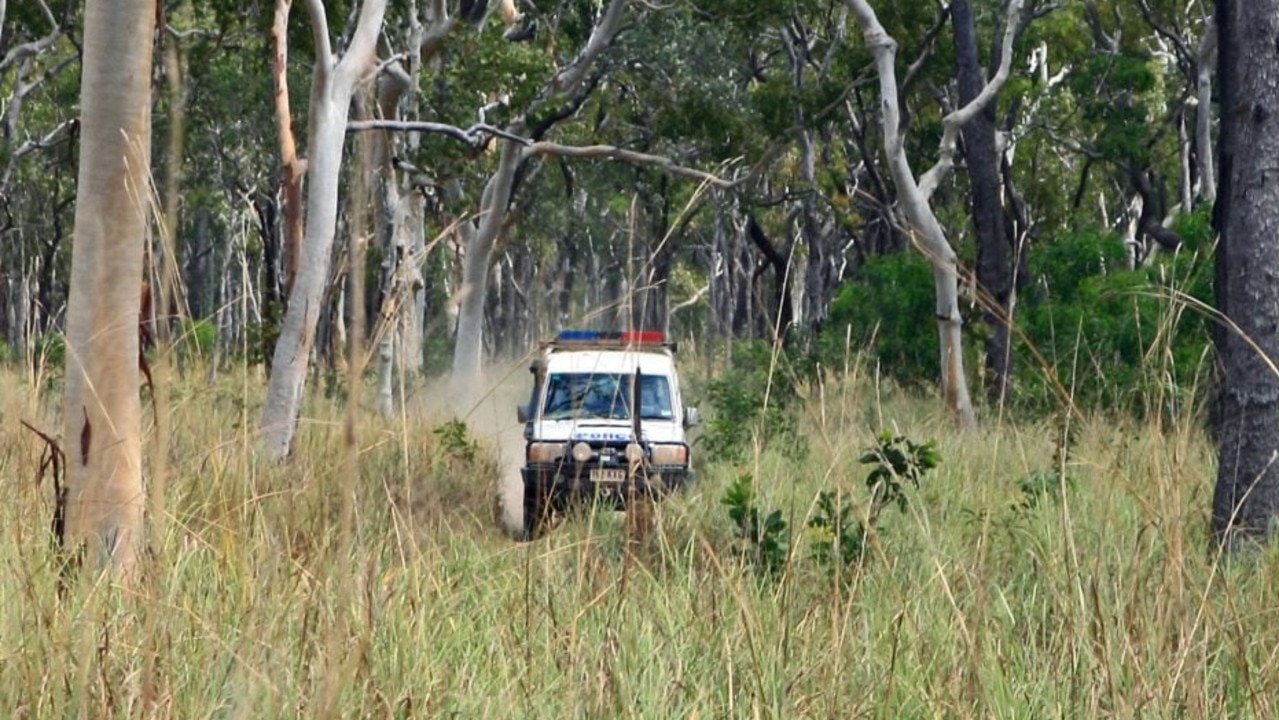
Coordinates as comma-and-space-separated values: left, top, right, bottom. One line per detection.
0, 353, 1272, 717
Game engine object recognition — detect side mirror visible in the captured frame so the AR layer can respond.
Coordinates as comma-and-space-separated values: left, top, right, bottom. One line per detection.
683, 406, 701, 428
517, 404, 530, 423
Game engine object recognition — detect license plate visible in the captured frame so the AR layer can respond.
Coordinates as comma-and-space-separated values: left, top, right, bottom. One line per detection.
590, 468, 626, 483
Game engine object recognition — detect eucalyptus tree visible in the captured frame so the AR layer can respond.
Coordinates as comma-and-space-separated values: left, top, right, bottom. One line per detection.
367, 3, 430, 418
1113, 0, 1217, 210
180, 6, 293, 359
62, 0, 155, 577
848, 0, 1024, 428
953, 0, 1013, 403
1064, 1, 1200, 265
1211, 0, 1279, 550
447, 0, 632, 388
260, 0, 387, 460
562, 5, 767, 340
589, 0, 860, 347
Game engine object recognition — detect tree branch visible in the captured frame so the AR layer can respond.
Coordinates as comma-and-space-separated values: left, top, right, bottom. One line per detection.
0, 0, 62, 73
347, 120, 745, 188
918, 0, 1023, 200
334, 0, 386, 87
526, 142, 745, 188
1, 116, 75, 189
548, 0, 629, 97
303, 0, 334, 77
347, 119, 526, 145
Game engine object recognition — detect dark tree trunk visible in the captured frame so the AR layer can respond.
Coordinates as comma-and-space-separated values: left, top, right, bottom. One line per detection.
632, 181, 671, 333
731, 228, 752, 339
953, 0, 1012, 404
745, 214, 793, 343
1211, 0, 1279, 549
186, 206, 211, 319
557, 234, 577, 326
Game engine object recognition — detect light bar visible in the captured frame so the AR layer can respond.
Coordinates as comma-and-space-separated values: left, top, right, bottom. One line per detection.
554, 330, 667, 345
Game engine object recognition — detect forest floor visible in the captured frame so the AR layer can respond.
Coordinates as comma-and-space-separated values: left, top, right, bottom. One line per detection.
1, 355, 1276, 718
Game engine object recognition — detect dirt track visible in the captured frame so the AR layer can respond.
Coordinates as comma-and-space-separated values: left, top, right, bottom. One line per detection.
444, 358, 531, 538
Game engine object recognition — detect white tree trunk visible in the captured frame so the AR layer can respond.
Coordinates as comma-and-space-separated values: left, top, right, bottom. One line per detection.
451, 138, 521, 388
847, 0, 1021, 428
373, 58, 423, 418
62, 0, 155, 577
1195, 18, 1217, 204
260, 0, 387, 460
449, 0, 631, 394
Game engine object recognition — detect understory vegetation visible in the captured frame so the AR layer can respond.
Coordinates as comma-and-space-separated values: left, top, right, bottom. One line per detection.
825, 211, 1217, 417
0, 336, 1273, 718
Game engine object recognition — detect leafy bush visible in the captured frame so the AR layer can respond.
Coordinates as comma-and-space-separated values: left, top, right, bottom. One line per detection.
177, 318, 217, 359
724, 430, 941, 583
721, 472, 789, 577
1025, 227, 1129, 304
701, 339, 812, 463
1016, 220, 1213, 414
433, 419, 479, 465
32, 332, 65, 370
823, 252, 938, 389
860, 428, 941, 515
807, 490, 865, 570
816, 215, 1214, 416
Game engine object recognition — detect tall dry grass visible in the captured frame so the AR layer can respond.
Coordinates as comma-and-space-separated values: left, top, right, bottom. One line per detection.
0, 344, 1273, 718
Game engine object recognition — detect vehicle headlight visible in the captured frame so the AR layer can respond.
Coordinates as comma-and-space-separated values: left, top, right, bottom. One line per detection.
650, 444, 688, 465
625, 442, 646, 463
527, 442, 567, 462
571, 441, 594, 463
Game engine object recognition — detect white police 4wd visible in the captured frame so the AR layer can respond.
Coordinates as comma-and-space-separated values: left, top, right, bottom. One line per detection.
516, 330, 699, 538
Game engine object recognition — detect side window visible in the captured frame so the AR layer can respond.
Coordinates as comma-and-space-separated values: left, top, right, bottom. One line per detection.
639, 376, 673, 419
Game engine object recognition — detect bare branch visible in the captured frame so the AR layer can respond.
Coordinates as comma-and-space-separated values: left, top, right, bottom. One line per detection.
421, 17, 460, 61
347, 120, 745, 188
526, 142, 744, 188
333, 0, 386, 87
346, 119, 526, 145
1, 117, 75, 189
670, 285, 709, 315
1082, 1, 1118, 53
544, 0, 629, 100
900, 2, 950, 94
303, 0, 335, 75
918, 0, 1024, 199
0, 1, 63, 74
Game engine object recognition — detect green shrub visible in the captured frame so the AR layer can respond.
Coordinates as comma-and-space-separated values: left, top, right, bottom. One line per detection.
823, 252, 938, 389
701, 339, 811, 463
816, 214, 1215, 417
724, 430, 941, 583
721, 471, 789, 577
33, 332, 65, 370
1015, 222, 1213, 414
177, 318, 217, 359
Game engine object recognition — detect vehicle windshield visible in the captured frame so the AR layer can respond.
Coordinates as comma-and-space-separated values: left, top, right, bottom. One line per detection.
542, 373, 673, 421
